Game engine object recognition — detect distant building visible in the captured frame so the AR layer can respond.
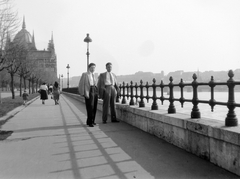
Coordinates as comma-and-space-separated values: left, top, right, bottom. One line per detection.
7, 17, 57, 80
161, 70, 164, 77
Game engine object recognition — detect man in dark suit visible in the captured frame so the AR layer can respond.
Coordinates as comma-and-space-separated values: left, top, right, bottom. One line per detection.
78, 63, 98, 127
97, 62, 120, 124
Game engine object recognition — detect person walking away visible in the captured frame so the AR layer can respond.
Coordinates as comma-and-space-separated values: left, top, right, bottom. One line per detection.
97, 62, 120, 124
78, 63, 98, 127
22, 89, 29, 105
52, 81, 60, 105
49, 84, 53, 98
39, 82, 48, 104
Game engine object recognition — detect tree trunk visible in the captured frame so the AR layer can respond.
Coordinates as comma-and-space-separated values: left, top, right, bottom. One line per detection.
23, 77, 26, 90
31, 80, 35, 94
35, 79, 38, 93
28, 79, 31, 94
10, 73, 15, 99
19, 75, 22, 96
1, 80, 4, 91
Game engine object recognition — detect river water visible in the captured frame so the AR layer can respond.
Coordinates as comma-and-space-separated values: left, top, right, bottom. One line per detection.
119, 91, 240, 122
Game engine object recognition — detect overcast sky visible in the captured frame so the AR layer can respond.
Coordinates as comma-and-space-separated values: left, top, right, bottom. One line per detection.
13, 0, 240, 77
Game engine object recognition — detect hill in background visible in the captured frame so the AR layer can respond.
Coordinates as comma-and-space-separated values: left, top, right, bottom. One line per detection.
66, 69, 240, 87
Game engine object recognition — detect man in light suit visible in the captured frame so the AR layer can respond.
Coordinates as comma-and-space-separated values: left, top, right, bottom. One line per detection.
78, 63, 98, 127
97, 62, 120, 124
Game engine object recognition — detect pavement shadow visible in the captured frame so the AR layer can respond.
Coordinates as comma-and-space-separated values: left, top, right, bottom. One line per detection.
0, 130, 13, 140
62, 95, 240, 179
50, 96, 154, 179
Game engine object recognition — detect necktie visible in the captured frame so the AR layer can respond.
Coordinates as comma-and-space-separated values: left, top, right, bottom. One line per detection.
110, 73, 113, 85
92, 73, 95, 85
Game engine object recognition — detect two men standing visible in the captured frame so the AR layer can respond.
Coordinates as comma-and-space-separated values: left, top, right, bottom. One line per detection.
78, 62, 119, 127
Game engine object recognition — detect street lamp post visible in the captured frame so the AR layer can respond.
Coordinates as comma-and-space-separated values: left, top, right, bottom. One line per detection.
84, 33, 92, 71
66, 64, 70, 88
61, 74, 63, 89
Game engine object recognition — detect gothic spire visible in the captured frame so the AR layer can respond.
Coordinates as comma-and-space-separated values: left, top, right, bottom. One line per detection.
47, 31, 55, 52
32, 31, 35, 42
6, 31, 11, 42
5, 31, 11, 50
22, 16, 26, 29
51, 31, 54, 43
31, 30, 37, 50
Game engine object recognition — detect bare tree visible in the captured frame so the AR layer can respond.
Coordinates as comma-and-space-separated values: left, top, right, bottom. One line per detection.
17, 49, 32, 96
34, 67, 47, 93
0, 0, 19, 100
30, 73, 36, 94
5, 42, 26, 99
0, 68, 9, 90
22, 58, 37, 93
0, 0, 19, 72
26, 63, 41, 94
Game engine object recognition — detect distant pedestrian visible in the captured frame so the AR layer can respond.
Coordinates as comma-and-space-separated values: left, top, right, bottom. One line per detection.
22, 89, 29, 105
39, 82, 48, 104
97, 62, 120, 124
47, 84, 50, 92
49, 84, 53, 98
78, 63, 98, 127
52, 81, 60, 105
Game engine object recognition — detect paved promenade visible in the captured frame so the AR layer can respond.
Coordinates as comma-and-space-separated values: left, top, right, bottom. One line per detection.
0, 94, 239, 179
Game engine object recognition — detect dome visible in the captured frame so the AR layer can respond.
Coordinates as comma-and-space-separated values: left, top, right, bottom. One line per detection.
13, 29, 32, 44
13, 17, 33, 49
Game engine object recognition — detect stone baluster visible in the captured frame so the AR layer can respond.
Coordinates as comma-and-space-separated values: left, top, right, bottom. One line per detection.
191, 73, 200, 118
160, 80, 164, 105
139, 80, 145, 107
179, 79, 185, 108
146, 82, 149, 103
208, 76, 216, 112
168, 76, 176, 113
151, 78, 158, 110
225, 70, 238, 126
121, 82, 127, 104
129, 81, 134, 105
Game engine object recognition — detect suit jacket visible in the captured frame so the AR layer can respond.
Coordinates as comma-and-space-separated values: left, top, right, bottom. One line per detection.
97, 72, 119, 99
78, 72, 97, 99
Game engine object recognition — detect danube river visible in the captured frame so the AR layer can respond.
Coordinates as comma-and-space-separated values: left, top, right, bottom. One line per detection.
120, 91, 240, 122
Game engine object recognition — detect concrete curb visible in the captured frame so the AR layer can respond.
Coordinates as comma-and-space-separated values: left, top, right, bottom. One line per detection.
0, 95, 40, 126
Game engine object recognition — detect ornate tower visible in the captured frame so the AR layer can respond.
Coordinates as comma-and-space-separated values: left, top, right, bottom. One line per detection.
47, 32, 55, 52
11, 17, 58, 81
31, 31, 37, 50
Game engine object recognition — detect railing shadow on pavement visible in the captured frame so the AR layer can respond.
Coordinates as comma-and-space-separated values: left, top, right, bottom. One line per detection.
48, 95, 154, 179
56, 94, 240, 179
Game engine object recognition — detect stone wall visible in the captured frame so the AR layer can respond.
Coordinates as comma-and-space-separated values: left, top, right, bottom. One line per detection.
63, 92, 240, 176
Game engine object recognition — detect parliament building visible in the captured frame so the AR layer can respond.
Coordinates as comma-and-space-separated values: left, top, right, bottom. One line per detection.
9, 17, 57, 81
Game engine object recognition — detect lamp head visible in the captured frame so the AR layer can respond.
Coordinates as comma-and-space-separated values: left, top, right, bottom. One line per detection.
84, 33, 92, 43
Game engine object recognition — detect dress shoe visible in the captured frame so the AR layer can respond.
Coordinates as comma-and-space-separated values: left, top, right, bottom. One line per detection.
93, 123, 97, 125
102, 121, 107, 124
111, 120, 120, 123
88, 124, 94, 127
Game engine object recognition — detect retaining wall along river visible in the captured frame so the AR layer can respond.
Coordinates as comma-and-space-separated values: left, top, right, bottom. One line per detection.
63, 92, 240, 176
